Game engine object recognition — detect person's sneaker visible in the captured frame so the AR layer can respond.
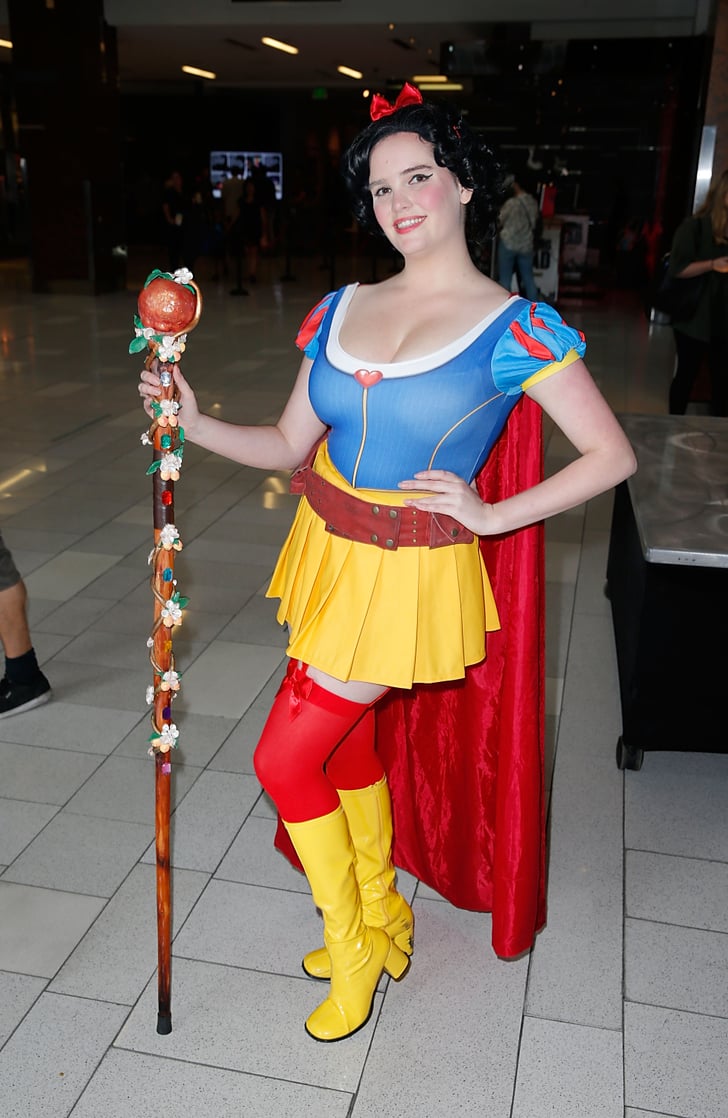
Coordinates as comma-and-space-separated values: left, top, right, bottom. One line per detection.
0, 673, 51, 718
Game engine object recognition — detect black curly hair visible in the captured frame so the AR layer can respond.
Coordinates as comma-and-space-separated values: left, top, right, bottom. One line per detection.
341, 98, 504, 253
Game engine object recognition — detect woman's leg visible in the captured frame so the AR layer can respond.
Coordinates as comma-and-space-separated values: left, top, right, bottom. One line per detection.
253, 660, 406, 1041
253, 661, 386, 821
516, 250, 540, 302
498, 242, 517, 292
253, 657, 384, 818
303, 708, 414, 980
669, 329, 705, 414
707, 336, 728, 417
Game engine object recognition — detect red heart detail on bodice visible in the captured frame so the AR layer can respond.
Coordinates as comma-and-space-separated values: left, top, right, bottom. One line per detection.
354, 368, 383, 388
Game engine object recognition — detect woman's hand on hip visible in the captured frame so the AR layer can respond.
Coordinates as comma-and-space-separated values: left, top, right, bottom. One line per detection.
398, 470, 501, 536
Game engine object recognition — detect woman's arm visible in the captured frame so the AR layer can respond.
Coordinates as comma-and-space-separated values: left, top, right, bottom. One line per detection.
398, 360, 637, 536
676, 256, 728, 278
139, 354, 327, 472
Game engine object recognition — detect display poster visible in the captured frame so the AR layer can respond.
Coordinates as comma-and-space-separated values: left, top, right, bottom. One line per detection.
210, 151, 283, 200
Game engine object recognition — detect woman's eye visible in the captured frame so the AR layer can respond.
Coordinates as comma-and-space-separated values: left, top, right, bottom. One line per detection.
411, 173, 433, 185
372, 186, 390, 198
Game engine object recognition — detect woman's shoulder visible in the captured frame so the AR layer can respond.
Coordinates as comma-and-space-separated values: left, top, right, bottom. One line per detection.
295, 285, 353, 355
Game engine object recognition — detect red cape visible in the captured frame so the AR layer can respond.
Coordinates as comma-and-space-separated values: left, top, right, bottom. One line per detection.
274, 395, 546, 958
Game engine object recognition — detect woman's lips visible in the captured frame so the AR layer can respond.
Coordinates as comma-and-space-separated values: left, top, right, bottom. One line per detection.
393, 216, 425, 234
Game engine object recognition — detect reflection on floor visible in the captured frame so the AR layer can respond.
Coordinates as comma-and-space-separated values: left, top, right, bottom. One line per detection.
0, 250, 726, 1118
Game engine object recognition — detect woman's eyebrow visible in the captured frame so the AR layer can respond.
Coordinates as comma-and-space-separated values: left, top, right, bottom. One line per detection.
368, 163, 433, 189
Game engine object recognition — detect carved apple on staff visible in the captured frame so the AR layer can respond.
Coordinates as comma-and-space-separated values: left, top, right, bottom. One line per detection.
138, 274, 198, 334
128, 269, 202, 362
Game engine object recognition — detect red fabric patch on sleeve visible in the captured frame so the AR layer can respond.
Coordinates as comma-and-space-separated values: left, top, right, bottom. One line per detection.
295, 298, 330, 352
509, 319, 555, 363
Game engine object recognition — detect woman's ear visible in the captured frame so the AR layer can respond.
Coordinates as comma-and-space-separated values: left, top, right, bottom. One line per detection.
459, 183, 474, 205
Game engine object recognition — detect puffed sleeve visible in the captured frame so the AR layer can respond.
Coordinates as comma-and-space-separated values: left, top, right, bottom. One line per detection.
295, 291, 337, 358
492, 301, 586, 396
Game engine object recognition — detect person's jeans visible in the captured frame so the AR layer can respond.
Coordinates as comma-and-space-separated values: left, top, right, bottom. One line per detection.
498, 243, 539, 302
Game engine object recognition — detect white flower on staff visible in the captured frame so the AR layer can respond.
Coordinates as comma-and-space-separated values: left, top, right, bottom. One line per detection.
173, 268, 193, 285
158, 723, 180, 752
160, 670, 181, 691
157, 336, 181, 363
140, 431, 152, 445
158, 524, 182, 551
159, 452, 183, 481
134, 325, 156, 340
146, 637, 154, 648
146, 685, 155, 705
157, 399, 180, 428
161, 598, 183, 627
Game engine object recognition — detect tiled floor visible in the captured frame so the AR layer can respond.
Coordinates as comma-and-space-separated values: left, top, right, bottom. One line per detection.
0, 249, 727, 1117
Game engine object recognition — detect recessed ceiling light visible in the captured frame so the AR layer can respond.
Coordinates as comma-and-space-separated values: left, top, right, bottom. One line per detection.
412, 74, 446, 82
337, 65, 363, 80
0, 39, 12, 49
261, 36, 299, 56
417, 82, 463, 92
181, 65, 216, 80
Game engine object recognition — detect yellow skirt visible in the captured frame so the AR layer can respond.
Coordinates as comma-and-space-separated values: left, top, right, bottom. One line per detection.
266, 442, 500, 688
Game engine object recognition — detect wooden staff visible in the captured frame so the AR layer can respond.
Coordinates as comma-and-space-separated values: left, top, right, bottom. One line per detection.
131, 271, 201, 1034
148, 355, 179, 1036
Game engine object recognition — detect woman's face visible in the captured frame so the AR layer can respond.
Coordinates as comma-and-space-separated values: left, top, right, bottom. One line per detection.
367, 131, 471, 255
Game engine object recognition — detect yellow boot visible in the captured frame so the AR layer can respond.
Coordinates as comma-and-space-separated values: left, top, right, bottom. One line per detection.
284, 805, 409, 1042
302, 776, 414, 980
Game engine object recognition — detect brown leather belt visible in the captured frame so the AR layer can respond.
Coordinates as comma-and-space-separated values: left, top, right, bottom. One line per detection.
291, 464, 474, 551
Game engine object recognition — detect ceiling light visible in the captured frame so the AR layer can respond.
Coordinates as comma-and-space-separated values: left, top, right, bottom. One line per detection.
417, 82, 463, 92
0, 39, 12, 49
181, 65, 216, 79
337, 65, 363, 80
261, 36, 298, 56
412, 74, 446, 82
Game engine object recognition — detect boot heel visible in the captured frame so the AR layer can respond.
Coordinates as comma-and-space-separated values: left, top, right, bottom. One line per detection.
384, 939, 410, 981
393, 923, 414, 957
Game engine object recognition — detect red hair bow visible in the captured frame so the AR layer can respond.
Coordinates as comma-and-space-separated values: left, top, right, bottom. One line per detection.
370, 81, 423, 121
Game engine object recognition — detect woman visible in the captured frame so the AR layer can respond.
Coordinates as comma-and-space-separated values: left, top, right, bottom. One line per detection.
667, 168, 728, 415
139, 86, 635, 1043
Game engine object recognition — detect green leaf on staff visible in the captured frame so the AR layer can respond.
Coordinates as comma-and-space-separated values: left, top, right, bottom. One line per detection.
178, 428, 185, 444
175, 596, 190, 609
143, 268, 171, 287
128, 336, 148, 354
146, 460, 162, 475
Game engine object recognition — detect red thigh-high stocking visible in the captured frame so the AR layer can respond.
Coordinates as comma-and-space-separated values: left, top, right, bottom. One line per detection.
253, 661, 384, 823
324, 707, 384, 790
